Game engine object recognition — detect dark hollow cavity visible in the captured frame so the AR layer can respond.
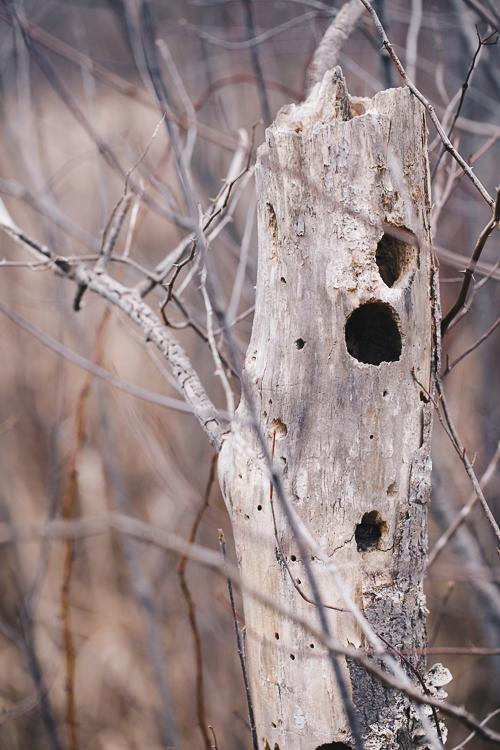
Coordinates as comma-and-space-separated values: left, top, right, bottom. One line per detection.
355, 511, 384, 552
345, 301, 401, 365
376, 231, 415, 287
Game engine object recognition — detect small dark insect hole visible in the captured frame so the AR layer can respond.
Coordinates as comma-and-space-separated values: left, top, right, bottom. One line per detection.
383, 390, 388, 397
281, 277, 286, 284
257, 505, 262, 511
275, 632, 279, 640
345, 301, 402, 366
290, 555, 297, 562
295, 338, 306, 350
420, 390, 429, 403
297, 579, 301, 584
310, 643, 314, 648
369, 435, 373, 440
355, 511, 385, 552
290, 654, 295, 660
376, 231, 415, 287
271, 722, 277, 728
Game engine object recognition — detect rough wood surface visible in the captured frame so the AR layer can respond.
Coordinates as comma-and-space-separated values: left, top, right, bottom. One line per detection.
219, 68, 437, 750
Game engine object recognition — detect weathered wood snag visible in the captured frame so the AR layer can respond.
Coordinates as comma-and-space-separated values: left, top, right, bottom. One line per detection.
219, 68, 437, 750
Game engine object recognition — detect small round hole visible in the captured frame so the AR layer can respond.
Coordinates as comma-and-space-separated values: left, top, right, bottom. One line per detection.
271, 722, 277, 728
383, 390, 388, 397
295, 338, 306, 350
310, 643, 314, 648
290, 555, 297, 562
297, 579, 301, 584
257, 505, 262, 511
369, 435, 373, 439
275, 632, 279, 640
281, 277, 286, 284
290, 654, 295, 660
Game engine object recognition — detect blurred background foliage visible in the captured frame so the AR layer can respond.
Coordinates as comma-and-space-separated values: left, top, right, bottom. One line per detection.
0, 0, 499, 748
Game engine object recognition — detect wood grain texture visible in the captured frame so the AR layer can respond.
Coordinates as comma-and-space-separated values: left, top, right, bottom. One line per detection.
219, 68, 438, 750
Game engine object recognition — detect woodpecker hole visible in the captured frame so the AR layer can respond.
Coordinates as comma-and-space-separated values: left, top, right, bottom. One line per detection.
345, 301, 402, 365
355, 511, 386, 552
314, 744, 352, 750
257, 505, 262, 511
376, 231, 415, 287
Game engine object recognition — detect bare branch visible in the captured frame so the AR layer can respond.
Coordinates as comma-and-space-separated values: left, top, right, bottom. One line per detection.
305, 0, 366, 94
0, 204, 229, 449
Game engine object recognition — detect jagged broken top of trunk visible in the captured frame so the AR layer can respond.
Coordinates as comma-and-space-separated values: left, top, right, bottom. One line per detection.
273, 66, 373, 133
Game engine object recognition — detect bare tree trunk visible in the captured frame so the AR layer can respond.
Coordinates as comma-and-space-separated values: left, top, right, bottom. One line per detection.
219, 68, 437, 750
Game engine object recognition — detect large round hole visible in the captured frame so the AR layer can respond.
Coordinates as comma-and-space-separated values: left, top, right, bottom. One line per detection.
345, 301, 401, 366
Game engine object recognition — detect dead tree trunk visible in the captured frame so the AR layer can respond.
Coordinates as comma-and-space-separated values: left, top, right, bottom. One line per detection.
218, 68, 437, 750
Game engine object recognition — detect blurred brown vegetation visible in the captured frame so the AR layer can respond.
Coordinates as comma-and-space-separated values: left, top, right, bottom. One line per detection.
0, 0, 499, 749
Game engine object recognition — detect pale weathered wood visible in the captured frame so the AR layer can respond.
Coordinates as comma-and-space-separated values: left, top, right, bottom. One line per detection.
219, 68, 437, 750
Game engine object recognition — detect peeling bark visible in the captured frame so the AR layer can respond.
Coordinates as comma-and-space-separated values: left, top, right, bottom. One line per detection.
219, 68, 437, 749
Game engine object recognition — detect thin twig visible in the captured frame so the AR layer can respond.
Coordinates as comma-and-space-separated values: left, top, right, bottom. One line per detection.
441, 188, 500, 336
359, 0, 495, 209
60, 309, 110, 750
178, 455, 218, 750
208, 725, 219, 750
443, 314, 500, 375
431, 27, 497, 182
0, 298, 199, 415
450, 708, 500, 750
435, 378, 500, 544
428, 442, 500, 567
219, 530, 259, 750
